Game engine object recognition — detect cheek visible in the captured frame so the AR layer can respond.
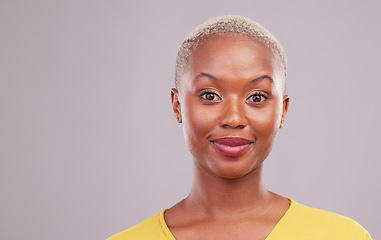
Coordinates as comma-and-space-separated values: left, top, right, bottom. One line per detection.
181, 98, 217, 146
250, 102, 283, 136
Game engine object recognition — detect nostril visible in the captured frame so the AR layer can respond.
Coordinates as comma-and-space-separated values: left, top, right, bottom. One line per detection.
220, 118, 247, 129
219, 100, 247, 128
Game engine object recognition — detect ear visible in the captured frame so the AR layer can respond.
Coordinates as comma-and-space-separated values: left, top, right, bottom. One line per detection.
171, 88, 182, 123
279, 95, 290, 128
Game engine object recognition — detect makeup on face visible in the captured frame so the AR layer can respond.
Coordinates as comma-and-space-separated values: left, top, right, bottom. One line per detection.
173, 34, 288, 178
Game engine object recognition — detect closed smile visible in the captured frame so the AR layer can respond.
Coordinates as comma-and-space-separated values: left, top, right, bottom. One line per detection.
211, 137, 253, 158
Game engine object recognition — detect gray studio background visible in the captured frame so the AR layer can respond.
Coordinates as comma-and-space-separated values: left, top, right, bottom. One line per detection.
1, 0, 380, 239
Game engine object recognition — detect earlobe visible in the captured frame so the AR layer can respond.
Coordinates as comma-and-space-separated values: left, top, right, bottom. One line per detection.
171, 88, 182, 123
279, 95, 290, 128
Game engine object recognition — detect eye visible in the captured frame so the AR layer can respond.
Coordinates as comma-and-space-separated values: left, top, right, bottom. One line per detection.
200, 91, 221, 102
246, 93, 268, 104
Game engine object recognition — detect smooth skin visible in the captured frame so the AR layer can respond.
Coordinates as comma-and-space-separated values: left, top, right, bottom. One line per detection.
168, 34, 290, 240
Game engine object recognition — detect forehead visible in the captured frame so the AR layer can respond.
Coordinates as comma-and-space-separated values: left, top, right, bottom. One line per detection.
184, 34, 284, 89
195, 35, 274, 67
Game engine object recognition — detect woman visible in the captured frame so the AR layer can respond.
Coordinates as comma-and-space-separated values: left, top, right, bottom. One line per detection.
108, 16, 372, 240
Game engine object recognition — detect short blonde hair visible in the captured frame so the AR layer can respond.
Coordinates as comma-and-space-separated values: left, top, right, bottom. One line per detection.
175, 15, 287, 92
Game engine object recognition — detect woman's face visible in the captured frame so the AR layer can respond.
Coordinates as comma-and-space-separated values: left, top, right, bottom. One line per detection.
172, 35, 289, 179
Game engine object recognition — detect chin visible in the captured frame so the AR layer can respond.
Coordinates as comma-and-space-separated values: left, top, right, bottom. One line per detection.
214, 170, 251, 179
209, 159, 263, 179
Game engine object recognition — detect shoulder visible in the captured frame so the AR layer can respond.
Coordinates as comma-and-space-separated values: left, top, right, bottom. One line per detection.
107, 210, 173, 240
283, 199, 372, 239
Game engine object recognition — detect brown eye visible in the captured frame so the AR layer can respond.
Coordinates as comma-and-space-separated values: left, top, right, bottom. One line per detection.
200, 91, 221, 102
247, 93, 268, 104
251, 95, 262, 102
205, 93, 216, 100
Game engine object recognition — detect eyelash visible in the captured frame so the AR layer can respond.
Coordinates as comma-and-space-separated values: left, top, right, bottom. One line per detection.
199, 90, 221, 102
246, 92, 269, 104
199, 90, 269, 104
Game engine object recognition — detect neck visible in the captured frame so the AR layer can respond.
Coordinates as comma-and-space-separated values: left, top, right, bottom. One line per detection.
184, 162, 271, 217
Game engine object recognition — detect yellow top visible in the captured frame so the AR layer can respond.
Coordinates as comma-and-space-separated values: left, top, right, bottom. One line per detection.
108, 199, 372, 240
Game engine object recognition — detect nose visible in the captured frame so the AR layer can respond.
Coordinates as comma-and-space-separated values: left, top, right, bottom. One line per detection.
219, 98, 247, 129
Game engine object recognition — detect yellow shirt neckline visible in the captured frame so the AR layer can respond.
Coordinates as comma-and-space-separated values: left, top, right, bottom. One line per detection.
158, 197, 296, 240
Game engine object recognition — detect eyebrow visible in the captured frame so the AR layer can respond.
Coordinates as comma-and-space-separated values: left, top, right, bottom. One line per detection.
195, 73, 218, 81
252, 75, 273, 83
195, 73, 273, 83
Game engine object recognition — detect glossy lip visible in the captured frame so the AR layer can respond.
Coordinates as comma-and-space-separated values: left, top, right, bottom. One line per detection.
210, 137, 254, 158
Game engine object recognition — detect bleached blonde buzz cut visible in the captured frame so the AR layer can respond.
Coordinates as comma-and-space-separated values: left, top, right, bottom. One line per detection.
175, 15, 288, 93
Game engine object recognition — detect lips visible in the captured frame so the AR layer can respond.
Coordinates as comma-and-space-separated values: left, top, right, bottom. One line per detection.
211, 137, 253, 158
